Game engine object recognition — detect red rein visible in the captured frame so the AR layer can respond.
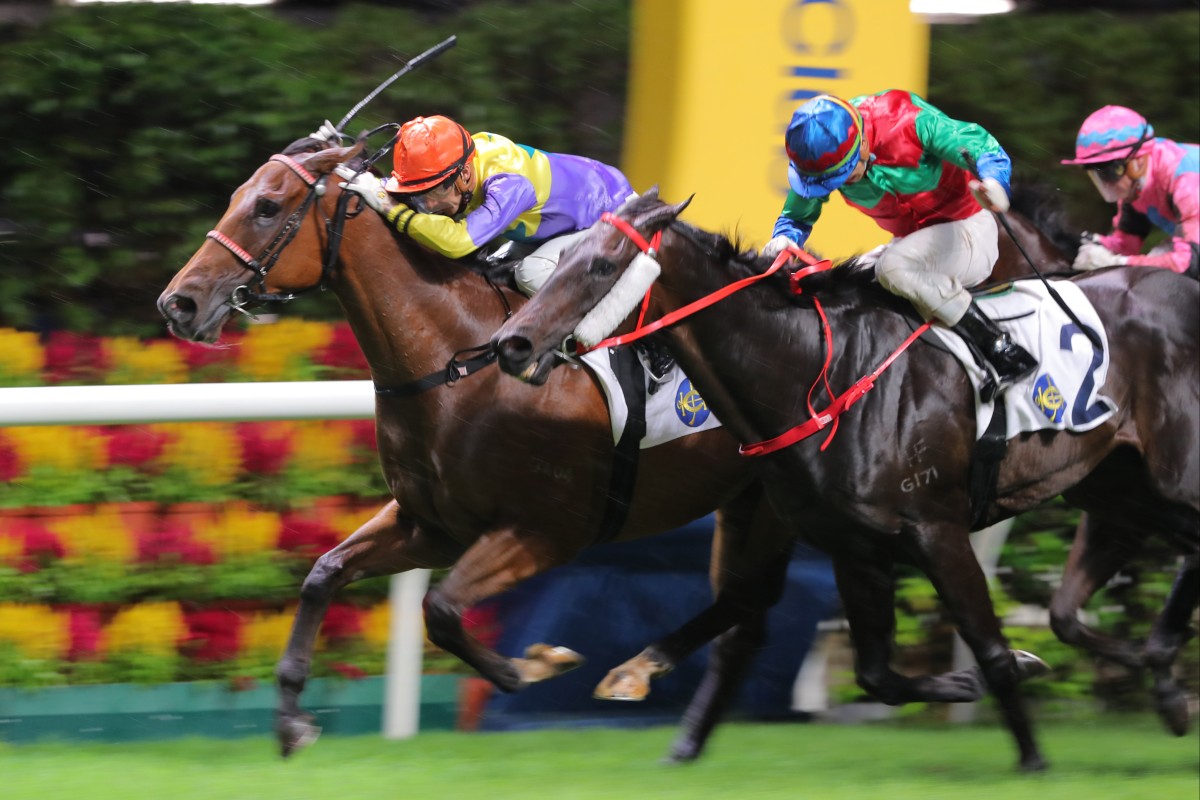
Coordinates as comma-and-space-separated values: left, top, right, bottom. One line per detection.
593, 214, 929, 456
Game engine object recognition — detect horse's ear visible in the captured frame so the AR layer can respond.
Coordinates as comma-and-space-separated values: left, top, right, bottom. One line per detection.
632, 191, 693, 232
304, 142, 365, 175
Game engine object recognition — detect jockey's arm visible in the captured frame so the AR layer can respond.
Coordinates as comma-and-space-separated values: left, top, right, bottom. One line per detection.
772, 190, 826, 247
386, 173, 538, 260
913, 96, 1013, 197
1099, 171, 1199, 274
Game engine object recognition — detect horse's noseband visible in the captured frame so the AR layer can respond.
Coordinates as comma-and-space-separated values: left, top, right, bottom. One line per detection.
204, 153, 347, 309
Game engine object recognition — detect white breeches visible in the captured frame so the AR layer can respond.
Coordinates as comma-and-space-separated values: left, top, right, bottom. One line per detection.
514, 229, 593, 297
874, 210, 1000, 325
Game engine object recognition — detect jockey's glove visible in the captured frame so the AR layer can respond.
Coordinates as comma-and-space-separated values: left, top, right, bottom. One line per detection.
1073, 240, 1128, 271
309, 120, 342, 145
335, 166, 394, 215
969, 177, 1010, 213
762, 235, 797, 259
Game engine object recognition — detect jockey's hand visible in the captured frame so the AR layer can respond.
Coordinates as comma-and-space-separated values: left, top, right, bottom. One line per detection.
335, 166, 393, 214
969, 177, 1010, 213
309, 120, 343, 145
762, 235, 797, 260
1073, 240, 1127, 271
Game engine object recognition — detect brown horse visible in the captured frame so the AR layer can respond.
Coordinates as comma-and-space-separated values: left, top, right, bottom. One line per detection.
493, 190, 1200, 770
156, 141, 810, 760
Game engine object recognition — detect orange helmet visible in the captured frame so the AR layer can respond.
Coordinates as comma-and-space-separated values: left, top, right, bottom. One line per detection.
387, 115, 475, 193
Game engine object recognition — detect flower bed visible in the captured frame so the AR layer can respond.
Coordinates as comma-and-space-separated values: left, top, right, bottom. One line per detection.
0, 322, 468, 689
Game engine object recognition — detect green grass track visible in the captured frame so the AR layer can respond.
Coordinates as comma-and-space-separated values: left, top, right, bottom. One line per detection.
3, 717, 1197, 800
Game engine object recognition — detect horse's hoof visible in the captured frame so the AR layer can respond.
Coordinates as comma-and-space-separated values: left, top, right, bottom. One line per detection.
594, 668, 650, 701
513, 644, 585, 684
1013, 649, 1051, 680
661, 740, 702, 765
1155, 688, 1193, 737
1018, 754, 1048, 773
278, 714, 321, 758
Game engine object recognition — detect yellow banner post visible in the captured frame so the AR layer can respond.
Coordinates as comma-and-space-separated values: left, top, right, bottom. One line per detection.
623, 0, 929, 258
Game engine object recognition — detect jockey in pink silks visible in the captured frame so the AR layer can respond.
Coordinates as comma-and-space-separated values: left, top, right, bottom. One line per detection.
1062, 105, 1199, 278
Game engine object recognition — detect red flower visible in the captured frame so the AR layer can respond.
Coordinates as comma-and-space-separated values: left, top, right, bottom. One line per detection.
236, 423, 293, 476
137, 520, 214, 566
43, 332, 109, 384
182, 607, 244, 662
173, 332, 242, 376
277, 514, 340, 560
11, 519, 66, 573
104, 426, 166, 469
314, 323, 369, 377
322, 604, 363, 642
347, 419, 378, 454
0, 433, 20, 481
67, 605, 105, 660
330, 662, 367, 680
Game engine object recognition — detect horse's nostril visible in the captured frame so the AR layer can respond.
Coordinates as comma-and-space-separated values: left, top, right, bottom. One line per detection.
498, 335, 533, 363
162, 293, 197, 320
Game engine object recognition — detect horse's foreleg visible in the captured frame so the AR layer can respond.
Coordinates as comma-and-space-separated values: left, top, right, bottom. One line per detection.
918, 529, 1045, 772
276, 501, 460, 757
424, 528, 579, 693
1049, 513, 1146, 668
1145, 554, 1199, 736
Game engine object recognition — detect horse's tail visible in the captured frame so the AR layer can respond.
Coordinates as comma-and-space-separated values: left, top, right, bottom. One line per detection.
1009, 178, 1081, 261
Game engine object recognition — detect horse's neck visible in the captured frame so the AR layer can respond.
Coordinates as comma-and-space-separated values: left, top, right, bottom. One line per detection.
332, 222, 506, 389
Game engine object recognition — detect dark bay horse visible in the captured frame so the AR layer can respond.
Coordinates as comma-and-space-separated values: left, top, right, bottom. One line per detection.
157, 142, 807, 760
493, 190, 1200, 770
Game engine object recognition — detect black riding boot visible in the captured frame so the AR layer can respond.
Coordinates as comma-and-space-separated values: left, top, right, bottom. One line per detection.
951, 301, 1038, 399
634, 335, 676, 394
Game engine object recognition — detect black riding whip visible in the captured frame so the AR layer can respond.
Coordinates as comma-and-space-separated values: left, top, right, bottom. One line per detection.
960, 148, 1103, 352
334, 35, 458, 134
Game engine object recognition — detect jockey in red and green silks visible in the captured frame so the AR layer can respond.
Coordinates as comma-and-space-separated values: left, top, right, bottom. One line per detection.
765, 89, 1037, 396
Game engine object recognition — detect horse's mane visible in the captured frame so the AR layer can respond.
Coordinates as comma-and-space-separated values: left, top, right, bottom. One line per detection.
1009, 178, 1081, 260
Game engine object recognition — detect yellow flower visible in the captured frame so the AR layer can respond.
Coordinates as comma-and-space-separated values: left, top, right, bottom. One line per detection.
0, 604, 70, 660
242, 609, 293, 654
0, 329, 45, 383
104, 338, 188, 385
6, 426, 108, 473
237, 319, 333, 381
105, 602, 186, 656
159, 423, 240, 486
361, 602, 393, 648
0, 531, 21, 566
291, 421, 352, 472
193, 502, 280, 557
48, 504, 137, 563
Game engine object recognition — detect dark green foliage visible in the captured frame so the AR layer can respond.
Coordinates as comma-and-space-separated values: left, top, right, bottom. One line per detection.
0, 1, 629, 336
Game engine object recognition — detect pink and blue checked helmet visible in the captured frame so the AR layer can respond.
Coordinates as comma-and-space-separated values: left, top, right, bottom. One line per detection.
1061, 105, 1154, 166
785, 95, 864, 198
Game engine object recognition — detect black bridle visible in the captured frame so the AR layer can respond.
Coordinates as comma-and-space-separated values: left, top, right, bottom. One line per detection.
204, 153, 358, 315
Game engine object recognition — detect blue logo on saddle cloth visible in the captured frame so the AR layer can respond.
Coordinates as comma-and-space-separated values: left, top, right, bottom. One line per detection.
675, 378, 711, 427
1031, 373, 1066, 424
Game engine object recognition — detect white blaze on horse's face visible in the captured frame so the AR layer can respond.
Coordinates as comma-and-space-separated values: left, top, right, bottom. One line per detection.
573, 251, 662, 348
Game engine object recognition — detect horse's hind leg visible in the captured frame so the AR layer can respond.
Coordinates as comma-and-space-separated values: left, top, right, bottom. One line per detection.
1049, 513, 1147, 668
424, 528, 583, 693
916, 528, 1045, 771
834, 556, 1002, 705
1145, 554, 1199, 736
276, 501, 461, 757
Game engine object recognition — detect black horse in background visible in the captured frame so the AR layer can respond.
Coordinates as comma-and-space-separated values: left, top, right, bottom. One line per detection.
493, 190, 1200, 771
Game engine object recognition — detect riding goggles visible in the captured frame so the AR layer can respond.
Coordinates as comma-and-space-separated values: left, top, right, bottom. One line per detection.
1085, 160, 1131, 184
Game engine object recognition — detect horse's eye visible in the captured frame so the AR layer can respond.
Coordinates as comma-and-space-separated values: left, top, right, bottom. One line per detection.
255, 198, 281, 218
590, 257, 616, 277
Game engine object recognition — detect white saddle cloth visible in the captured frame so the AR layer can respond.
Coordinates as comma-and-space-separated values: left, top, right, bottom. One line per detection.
580, 348, 723, 449
930, 279, 1118, 441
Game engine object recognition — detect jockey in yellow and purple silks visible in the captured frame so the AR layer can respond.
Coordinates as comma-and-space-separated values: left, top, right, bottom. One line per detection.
1061, 106, 1199, 278
763, 89, 1037, 395
334, 115, 634, 296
